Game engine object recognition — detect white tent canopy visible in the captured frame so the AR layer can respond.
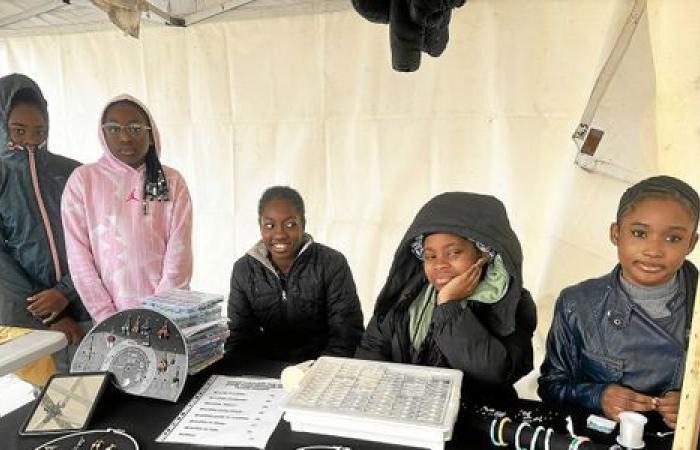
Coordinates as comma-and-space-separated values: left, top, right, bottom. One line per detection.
2, 1, 700, 410
0, 0, 349, 34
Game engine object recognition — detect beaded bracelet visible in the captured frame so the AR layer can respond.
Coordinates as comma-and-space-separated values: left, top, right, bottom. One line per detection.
498, 417, 512, 447
571, 436, 590, 450
490, 417, 502, 447
544, 427, 554, 450
515, 422, 532, 450
530, 425, 545, 450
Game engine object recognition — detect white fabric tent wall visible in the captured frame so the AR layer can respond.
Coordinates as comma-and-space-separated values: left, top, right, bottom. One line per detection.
1, 0, 695, 399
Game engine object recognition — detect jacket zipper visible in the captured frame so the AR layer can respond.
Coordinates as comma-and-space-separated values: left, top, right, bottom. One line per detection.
280, 275, 288, 303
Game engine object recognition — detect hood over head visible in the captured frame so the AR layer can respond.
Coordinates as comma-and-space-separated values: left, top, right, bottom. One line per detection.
0, 73, 49, 157
374, 191, 524, 336
98, 94, 161, 166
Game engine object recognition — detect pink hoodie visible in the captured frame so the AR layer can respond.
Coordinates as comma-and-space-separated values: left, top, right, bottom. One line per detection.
61, 95, 193, 323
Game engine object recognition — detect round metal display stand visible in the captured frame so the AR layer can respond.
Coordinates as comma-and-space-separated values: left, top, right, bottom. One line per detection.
71, 308, 187, 402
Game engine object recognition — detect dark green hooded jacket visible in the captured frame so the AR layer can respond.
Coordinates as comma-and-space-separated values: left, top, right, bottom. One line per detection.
356, 192, 537, 399
0, 73, 89, 327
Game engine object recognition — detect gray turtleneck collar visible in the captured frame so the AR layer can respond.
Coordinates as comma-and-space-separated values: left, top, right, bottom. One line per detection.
619, 273, 679, 319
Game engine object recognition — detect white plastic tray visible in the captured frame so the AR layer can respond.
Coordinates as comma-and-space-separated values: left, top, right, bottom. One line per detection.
282, 356, 463, 450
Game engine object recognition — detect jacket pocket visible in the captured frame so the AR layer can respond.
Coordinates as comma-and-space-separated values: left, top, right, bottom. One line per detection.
580, 349, 623, 383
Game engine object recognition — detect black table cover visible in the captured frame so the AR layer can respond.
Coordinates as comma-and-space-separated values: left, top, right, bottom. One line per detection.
0, 356, 676, 450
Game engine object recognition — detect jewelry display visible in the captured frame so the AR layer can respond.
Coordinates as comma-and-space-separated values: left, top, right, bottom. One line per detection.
34, 429, 137, 450
71, 309, 188, 402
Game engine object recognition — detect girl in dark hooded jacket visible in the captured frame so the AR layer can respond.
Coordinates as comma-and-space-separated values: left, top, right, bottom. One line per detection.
356, 192, 537, 400
0, 73, 91, 372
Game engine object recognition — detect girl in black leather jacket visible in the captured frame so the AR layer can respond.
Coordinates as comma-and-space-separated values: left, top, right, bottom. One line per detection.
539, 176, 699, 429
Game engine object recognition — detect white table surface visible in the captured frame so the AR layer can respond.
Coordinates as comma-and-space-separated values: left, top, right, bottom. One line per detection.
0, 329, 67, 377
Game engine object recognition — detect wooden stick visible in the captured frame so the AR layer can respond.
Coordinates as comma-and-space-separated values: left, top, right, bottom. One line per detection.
672, 283, 700, 449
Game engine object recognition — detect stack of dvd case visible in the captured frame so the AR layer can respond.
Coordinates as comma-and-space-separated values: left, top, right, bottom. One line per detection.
140, 289, 229, 375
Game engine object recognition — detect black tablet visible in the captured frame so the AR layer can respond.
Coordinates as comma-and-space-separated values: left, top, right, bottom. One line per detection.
19, 371, 110, 435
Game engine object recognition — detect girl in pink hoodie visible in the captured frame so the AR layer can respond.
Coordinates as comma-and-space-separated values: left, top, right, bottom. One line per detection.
62, 95, 193, 323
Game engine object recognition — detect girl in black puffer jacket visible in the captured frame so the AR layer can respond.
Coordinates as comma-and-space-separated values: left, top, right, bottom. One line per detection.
227, 186, 364, 363
356, 192, 537, 402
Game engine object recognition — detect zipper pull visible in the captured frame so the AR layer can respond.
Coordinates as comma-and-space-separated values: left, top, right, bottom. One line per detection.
282, 290, 287, 302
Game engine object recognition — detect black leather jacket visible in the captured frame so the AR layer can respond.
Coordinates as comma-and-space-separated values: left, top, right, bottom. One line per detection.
538, 261, 697, 412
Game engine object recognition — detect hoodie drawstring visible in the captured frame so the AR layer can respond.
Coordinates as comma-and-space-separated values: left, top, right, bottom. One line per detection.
26, 146, 62, 283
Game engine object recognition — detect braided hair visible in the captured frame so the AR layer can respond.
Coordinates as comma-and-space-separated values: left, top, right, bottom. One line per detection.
142, 144, 169, 215
617, 175, 699, 231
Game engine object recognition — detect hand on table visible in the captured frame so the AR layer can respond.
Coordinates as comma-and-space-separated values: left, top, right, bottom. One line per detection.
654, 390, 680, 429
49, 316, 85, 345
601, 384, 655, 420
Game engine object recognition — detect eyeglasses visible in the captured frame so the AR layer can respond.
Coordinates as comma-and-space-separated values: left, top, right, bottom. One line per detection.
101, 122, 151, 137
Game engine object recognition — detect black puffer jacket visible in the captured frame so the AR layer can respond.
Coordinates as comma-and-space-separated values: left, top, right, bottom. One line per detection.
0, 73, 90, 328
227, 236, 364, 363
356, 192, 537, 400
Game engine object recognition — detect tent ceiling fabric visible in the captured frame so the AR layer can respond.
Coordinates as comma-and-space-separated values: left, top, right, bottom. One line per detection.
91, 0, 148, 38
0, 0, 346, 35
